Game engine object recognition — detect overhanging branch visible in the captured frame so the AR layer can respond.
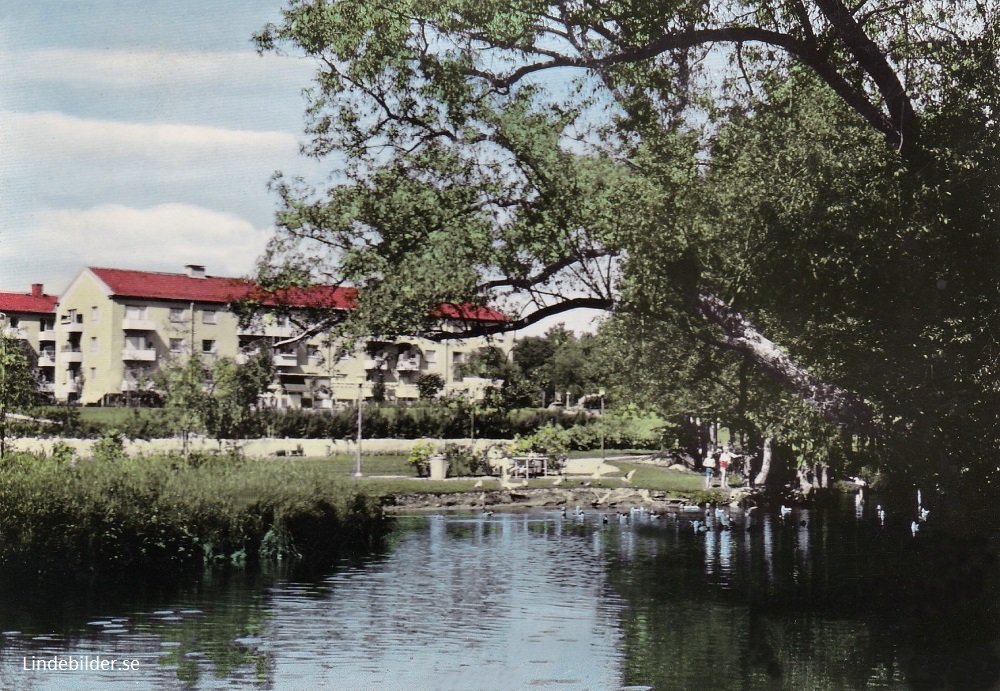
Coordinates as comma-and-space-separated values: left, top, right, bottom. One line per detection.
421, 297, 615, 341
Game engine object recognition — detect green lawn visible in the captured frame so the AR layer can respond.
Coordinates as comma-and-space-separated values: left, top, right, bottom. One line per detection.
65, 407, 155, 425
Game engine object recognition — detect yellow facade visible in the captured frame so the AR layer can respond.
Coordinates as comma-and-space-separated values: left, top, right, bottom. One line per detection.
51, 268, 513, 407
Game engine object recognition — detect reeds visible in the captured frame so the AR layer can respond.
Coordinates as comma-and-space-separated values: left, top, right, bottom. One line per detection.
0, 450, 388, 575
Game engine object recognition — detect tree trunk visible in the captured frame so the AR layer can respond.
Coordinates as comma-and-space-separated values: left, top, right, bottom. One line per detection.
687, 290, 879, 436
754, 436, 774, 487
798, 466, 813, 495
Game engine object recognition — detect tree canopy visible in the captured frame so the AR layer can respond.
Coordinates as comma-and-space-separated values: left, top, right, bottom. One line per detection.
255, 1, 1000, 498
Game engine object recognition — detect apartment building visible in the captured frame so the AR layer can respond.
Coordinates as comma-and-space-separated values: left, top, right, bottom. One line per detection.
0, 284, 59, 394
19, 265, 511, 407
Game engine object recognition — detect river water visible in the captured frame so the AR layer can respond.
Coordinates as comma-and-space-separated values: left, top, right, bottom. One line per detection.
0, 502, 997, 690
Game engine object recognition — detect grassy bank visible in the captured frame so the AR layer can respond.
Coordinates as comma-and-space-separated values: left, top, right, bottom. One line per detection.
0, 452, 388, 575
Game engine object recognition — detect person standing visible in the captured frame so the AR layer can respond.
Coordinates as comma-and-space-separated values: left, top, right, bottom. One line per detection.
719, 445, 733, 488
703, 450, 717, 489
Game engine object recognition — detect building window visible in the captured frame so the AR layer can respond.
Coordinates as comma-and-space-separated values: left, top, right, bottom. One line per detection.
424, 350, 437, 364
124, 305, 147, 320
452, 351, 464, 364
169, 308, 187, 323
90, 367, 96, 381
202, 310, 217, 325
202, 339, 216, 354
170, 338, 185, 353
90, 337, 98, 353
90, 306, 99, 322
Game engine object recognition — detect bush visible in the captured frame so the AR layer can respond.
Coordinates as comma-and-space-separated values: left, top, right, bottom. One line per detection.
408, 439, 436, 477
442, 443, 485, 477
0, 452, 388, 575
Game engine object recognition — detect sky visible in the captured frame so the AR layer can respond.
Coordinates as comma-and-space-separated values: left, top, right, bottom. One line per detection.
0, 0, 600, 335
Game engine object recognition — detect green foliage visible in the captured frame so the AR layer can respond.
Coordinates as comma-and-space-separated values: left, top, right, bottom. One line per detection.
254, 0, 1000, 504
0, 334, 40, 457
510, 424, 569, 460
512, 325, 606, 406
408, 439, 436, 477
92, 429, 126, 462
160, 352, 274, 447
441, 443, 485, 477
50, 440, 76, 465
370, 378, 387, 404
415, 373, 445, 400
0, 452, 388, 574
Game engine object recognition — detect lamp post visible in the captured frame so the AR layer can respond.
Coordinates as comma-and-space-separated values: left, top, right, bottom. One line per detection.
354, 383, 363, 477
599, 388, 606, 461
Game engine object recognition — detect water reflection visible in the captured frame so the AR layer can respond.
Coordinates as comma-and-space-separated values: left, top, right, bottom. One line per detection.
0, 504, 996, 689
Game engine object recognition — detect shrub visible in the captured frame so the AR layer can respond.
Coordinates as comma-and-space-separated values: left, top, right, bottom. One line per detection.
442, 443, 485, 477
0, 452, 388, 574
416, 373, 445, 400
408, 439, 437, 477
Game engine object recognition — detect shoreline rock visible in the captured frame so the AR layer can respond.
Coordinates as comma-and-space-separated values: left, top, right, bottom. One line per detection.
383, 486, 693, 512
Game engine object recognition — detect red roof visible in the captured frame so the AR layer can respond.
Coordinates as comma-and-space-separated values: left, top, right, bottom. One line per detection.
431, 303, 508, 322
0, 292, 57, 314
89, 268, 506, 321
90, 268, 356, 309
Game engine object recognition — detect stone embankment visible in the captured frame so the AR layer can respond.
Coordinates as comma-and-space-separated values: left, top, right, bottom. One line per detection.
385, 486, 692, 512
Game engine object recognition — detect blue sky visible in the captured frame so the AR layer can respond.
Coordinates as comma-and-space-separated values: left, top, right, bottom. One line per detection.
0, 0, 600, 335
0, 0, 324, 294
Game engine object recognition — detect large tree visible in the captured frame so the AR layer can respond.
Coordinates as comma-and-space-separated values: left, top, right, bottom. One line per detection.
255, 2, 999, 495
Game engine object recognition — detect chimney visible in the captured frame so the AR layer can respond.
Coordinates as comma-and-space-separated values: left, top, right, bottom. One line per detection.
185, 264, 206, 279
31, 283, 43, 297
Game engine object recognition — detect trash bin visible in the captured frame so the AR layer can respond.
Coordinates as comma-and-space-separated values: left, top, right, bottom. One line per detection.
429, 454, 449, 481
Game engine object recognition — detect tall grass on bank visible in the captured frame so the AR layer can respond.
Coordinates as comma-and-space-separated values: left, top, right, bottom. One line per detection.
0, 450, 388, 575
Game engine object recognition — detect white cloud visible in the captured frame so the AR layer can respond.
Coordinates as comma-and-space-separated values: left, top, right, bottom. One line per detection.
2, 48, 312, 89
1, 204, 271, 292
1, 111, 299, 166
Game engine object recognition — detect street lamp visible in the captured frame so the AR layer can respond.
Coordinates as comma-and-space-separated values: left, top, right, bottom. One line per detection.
354, 383, 363, 477
599, 388, 606, 461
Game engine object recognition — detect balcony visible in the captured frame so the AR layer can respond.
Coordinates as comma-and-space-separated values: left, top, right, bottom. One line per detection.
121, 380, 155, 392
123, 348, 157, 361
364, 357, 388, 371
39, 327, 56, 341
60, 318, 84, 333
122, 317, 157, 331
37, 351, 56, 367
281, 381, 310, 393
394, 383, 420, 399
397, 356, 421, 372
60, 347, 83, 363
64, 380, 80, 393
274, 352, 299, 368
38, 381, 55, 393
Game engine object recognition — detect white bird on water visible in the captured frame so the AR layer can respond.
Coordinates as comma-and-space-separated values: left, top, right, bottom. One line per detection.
911, 520, 920, 536
780, 506, 792, 517
473, 479, 483, 489
877, 505, 886, 524
623, 469, 637, 484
